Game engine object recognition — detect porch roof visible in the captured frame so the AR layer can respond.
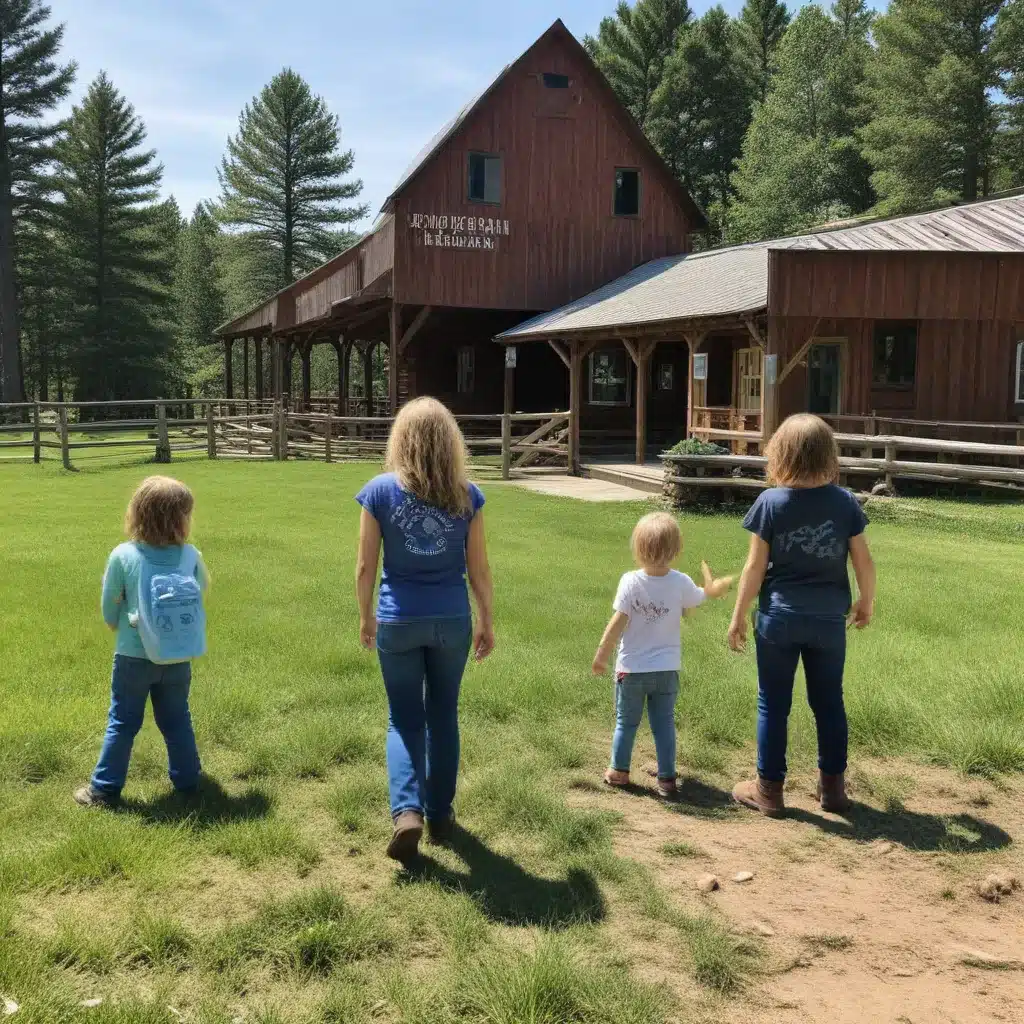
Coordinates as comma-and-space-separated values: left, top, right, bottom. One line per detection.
497, 190, 1024, 344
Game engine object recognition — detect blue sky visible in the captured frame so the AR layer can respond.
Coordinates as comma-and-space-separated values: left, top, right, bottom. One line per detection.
51, 0, 757, 229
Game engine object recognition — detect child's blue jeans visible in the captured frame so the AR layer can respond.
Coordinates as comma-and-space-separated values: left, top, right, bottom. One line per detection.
91, 655, 201, 796
610, 670, 679, 780
754, 612, 848, 783
376, 617, 472, 821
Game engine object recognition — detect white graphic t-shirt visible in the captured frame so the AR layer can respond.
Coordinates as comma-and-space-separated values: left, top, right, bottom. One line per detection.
613, 569, 706, 674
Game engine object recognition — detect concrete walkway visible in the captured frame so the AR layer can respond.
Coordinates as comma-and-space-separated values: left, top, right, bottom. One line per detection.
504, 473, 653, 502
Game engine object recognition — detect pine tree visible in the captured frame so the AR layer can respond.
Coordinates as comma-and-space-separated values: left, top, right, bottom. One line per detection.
994, 0, 1024, 186
55, 73, 173, 402
862, 0, 1005, 215
735, 0, 790, 105
650, 7, 752, 238
174, 204, 226, 398
217, 69, 368, 290
0, 0, 75, 401
729, 2, 875, 241
584, 0, 692, 130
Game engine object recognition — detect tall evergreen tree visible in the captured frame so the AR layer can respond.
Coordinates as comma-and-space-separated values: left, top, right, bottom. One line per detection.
584, 0, 692, 130
0, 0, 75, 401
174, 204, 226, 397
996, 0, 1024, 185
862, 0, 1005, 215
650, 6, 752, 238
55, 73, 173, 402
216, 69, 367, 290
735, 0, 790, 104
729, 2, 875, 241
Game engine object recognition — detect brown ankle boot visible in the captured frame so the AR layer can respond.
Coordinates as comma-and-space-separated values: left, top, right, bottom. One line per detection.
817, 772, 851, 813
733, 776, 785, 817
386, 811, 424, 863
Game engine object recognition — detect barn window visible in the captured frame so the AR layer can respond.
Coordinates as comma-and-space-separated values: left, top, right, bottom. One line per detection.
589, 348, 631, 406
1016, 340, 1024, 403
542, 72, 570, 89
457, 346, 475, 394
614, 169, 640, 216
872, 322, 917, 388
468, 153, 501, 204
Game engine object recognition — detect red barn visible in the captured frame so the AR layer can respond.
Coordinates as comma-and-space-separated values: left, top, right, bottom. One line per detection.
216, 19, 704, 419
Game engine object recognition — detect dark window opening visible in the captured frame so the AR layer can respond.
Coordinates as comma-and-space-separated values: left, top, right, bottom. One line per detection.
872, 322, 917, 388
589, 348, 631, 406
614, 169, 640, 216
657, 362, 674, 391
458, 346, 475, 394
542, 72, 570, 89
1015, 339, 1024, 403
468, 153, 501, 204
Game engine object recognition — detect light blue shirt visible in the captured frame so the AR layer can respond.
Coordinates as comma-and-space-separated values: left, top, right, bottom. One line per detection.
102, 542, 210, 658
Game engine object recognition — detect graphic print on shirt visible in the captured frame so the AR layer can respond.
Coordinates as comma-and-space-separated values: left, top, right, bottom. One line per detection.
390, 496, 461, 556
631, 595, 671, 624
776, 520, 844, 559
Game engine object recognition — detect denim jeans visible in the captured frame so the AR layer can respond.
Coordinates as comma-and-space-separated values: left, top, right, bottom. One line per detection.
610, 670, 679, 780
91, 655, 201, 796
754, 612, 848, 783
376, 617, 472, 820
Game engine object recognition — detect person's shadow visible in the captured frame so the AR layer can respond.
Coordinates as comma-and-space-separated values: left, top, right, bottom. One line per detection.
118, 776, 273, 830
400, 826, 606, 928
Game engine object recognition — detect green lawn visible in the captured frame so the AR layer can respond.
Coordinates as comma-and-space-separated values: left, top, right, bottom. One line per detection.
0, 461, 1022, 1023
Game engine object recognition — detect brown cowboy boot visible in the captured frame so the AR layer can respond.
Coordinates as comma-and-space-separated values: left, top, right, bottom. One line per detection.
386, 811, 424, 863
817, 771, 852, 813
732, 776, 785, 817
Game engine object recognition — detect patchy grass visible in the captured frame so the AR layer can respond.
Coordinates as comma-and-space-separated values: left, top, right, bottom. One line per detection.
0, 460, 1021, 1020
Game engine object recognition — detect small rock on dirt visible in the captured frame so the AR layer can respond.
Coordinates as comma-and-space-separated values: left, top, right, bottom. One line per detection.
733, 870, 755, 883
1, 997, 18, 1017
752, 921, 775, 937
697, 873, 720, 893
977, 873, 1020, 903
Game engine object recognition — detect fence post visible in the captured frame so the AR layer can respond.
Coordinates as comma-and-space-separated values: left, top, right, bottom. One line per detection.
32, 403, 41, 464
58, 407, 71, 470
501, 412, 512, 480
279, 405, 289, 461
884, 441, 895, 492
155, 401, 171, 463
324, 413, 333, 464
207, 403, 217, 459
246, 412, 252, 457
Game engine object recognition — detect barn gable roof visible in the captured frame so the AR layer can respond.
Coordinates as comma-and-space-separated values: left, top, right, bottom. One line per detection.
497, 191, 1024, 341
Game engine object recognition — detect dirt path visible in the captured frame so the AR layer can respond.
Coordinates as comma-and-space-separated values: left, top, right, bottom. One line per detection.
584, 762, 1024, 1024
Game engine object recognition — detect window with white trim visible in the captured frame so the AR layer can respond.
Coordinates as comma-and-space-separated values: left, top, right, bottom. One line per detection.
457, 346, 475, 394
1016, 339, 1024, 403
588, 348, 631, 405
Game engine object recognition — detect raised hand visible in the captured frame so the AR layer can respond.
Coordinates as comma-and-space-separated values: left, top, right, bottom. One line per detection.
701, 560, 736, 600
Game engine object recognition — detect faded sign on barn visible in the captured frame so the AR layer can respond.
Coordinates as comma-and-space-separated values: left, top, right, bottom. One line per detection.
410, 213, 510, 250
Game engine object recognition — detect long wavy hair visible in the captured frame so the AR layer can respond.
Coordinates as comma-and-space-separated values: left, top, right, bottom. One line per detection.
385, 397, 472, 517
126, 476, 194, 546
765, 414, 840, 487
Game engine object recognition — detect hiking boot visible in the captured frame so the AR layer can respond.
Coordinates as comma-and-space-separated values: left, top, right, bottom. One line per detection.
426, 811, 456, 847
386, 811, 424, 863
817, 771, 852, 813
732, 776, 785, 817
657, 778, 678, 800
74, 785, 119, 809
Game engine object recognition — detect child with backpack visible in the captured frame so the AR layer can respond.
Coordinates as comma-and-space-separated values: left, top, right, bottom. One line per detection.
75, 476, 209, 808
592, 512, 733, 798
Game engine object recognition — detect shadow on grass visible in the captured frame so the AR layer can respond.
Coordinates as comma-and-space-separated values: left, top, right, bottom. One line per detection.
119, 776, 273, 830
788, 803, 1012, 853
400, 826, 606, 928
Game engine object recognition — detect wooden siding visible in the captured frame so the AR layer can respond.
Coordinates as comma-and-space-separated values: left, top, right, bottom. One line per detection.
230, 299, 277, 336
393, 31, 693, 310
770, 250, 1024, 322
769, 315, 1022, 422
295, 251, 362, 327
363, 215, 395, 286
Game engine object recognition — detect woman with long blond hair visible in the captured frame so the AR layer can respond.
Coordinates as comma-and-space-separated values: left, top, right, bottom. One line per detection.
355, 398, 494, 863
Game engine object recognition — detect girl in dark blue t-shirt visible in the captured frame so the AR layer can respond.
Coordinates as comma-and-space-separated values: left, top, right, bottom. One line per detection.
728, 414, 877, 817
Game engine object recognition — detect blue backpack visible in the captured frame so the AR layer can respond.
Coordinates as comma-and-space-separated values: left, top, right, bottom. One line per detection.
136, 545, 207, 665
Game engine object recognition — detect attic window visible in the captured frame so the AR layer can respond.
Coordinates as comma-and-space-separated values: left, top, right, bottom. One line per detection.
542, 73, 569, 89
614, 169, 640, 216
468, 152, 501, 205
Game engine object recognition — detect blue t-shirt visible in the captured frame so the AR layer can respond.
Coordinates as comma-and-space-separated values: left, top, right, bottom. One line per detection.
743, 484, 868, 620
355, 472, 485, 622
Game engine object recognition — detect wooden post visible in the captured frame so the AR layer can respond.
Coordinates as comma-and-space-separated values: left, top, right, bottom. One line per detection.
762, 353, 778, 444
324, 411, 333, 464
301, 342, 312, 411
279, 404, 289, 461
388, 304, 401, 413
58, 406, 71, 470
243, 337, 250, 400
282, 342, 293, 408
684, 334, 702, 438
334, 337, 346, 416
502, 345, 515, 480
884, 441, 895, 491
225, 339, 234, 400
255, 338, 265, 402
363, 341, 374, 417
207, 402, 217, 459
635, 343, 655, 465
156, 401, 171, 463
568, 341, 582, 475
32, 403, 40, 463
246, 411, 252, 457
